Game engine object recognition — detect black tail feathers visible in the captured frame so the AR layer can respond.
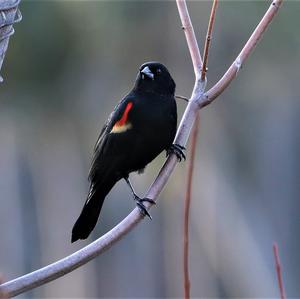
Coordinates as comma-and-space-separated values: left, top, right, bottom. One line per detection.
71, 180, 116, 243
71, 193, 103, 243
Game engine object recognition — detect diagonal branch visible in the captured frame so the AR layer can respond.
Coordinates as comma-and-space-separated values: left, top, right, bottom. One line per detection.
0, 0, 283, 297
201, 0, 283, 107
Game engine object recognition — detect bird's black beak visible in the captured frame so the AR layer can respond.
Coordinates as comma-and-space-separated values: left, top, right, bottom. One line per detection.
141, 66, 154, 80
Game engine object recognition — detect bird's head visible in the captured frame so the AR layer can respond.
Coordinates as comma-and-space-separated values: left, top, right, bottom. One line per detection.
134, 62, 176, 96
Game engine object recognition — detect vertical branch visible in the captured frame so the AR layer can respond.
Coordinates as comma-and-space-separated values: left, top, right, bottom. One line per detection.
273, 243, 287, 299
183, 112, 200, 299
176, 0, 202, 78
180, 1, 218, 298
176, 1, 203, 298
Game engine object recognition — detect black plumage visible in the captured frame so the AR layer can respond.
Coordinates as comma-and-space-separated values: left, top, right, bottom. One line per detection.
71, 62, 183, 243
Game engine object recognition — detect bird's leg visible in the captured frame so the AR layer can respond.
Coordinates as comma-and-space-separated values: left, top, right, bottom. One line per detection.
166, 143, 186, 162
124, 177, 156, 219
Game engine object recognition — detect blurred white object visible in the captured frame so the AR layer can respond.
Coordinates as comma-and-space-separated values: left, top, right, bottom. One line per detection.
0, 0, 21, 82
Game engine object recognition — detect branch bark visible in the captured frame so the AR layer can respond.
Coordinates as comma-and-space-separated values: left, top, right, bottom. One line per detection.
0, 0, 283, 297
176, 0, 202, 79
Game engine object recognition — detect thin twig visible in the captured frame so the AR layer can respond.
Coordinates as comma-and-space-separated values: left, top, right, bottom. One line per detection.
0, 1, 283, 297
202, 0, 283, 107
201, 0, 218, 82
273, 243, 287, 299
183, 112, 200, 299
176, 95, 189, 102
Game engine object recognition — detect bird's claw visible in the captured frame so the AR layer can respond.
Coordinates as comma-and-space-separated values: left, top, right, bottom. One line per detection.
135, 197, 155, 219
167, 143, 186, 162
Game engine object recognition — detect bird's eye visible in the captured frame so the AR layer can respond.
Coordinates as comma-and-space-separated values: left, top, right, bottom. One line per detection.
157, 68, 162, 75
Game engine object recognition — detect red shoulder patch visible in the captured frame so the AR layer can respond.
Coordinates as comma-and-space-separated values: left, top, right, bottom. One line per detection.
114, 102, 133, 128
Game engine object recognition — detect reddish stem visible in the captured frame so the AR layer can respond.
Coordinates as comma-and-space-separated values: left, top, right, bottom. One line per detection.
273, 243, 287, 299
201, 0, 218, 82
183, 112, 200, 299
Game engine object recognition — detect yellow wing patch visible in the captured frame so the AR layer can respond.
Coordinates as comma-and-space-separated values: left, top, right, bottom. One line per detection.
111, 122, 132, 133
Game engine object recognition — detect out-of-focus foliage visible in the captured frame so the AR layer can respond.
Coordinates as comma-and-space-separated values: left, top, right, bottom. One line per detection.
0, 1, 299, 298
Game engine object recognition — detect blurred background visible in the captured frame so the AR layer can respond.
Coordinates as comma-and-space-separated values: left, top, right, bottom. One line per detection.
0, 0, 299, 298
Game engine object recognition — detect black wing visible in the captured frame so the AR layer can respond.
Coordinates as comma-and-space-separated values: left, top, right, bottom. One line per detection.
93, 97, 130, 152
89, 97, 132, 180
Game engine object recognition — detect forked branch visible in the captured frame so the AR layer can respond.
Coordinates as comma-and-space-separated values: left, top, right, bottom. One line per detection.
0, 0, 283, 297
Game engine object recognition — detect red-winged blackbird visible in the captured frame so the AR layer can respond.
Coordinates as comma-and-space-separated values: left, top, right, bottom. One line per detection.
71, 62, 185, 243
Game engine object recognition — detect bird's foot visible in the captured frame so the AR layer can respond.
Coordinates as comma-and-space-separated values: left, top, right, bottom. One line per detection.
167, 143, 186, 162
135, 196, 156, 219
